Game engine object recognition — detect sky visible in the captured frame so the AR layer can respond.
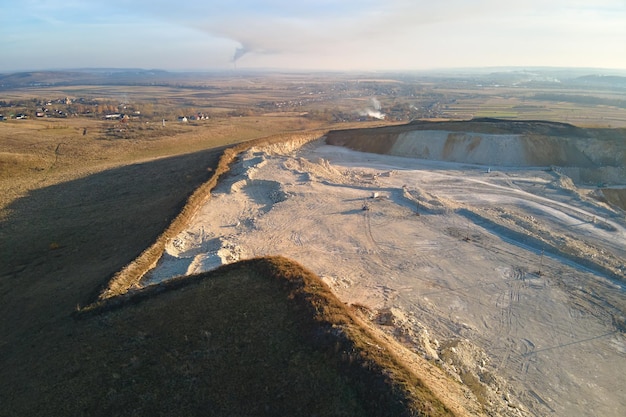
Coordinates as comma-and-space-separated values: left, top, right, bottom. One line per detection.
1, 0, 625, 72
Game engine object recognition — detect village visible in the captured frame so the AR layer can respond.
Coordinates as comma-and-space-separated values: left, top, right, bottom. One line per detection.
0, 96, 216, 125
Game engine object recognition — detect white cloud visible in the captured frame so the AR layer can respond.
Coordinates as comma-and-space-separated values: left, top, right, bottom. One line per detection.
1, 0, 625, 70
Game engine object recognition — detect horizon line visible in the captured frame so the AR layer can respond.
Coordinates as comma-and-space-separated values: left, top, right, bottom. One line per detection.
2, 65, 626, 75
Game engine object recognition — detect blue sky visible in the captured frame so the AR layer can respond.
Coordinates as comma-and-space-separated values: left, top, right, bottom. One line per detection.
1, 0, 625, 72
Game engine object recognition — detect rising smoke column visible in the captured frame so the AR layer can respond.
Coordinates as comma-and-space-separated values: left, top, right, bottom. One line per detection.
232, 43, 251, 63
359, 97, 386, 119
231, 40, 279, 65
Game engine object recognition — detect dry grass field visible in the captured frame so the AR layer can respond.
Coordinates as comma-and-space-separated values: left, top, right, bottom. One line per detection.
0, 114, 323, 209
434, 86, 626, 128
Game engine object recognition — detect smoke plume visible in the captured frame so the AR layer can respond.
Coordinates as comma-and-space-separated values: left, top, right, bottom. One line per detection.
232, 45, 250, 62
359, 97, 386, 120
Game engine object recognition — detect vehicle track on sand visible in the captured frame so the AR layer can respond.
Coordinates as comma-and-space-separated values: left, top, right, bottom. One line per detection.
145, 140, 626, 417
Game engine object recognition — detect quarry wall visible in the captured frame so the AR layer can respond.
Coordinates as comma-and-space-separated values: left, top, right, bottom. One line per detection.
325, 122, 625, 186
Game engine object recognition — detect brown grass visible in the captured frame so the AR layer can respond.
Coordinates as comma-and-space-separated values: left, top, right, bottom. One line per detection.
76, 256, 455, 417
0, 115, 323, 212
250, 256, 456, 417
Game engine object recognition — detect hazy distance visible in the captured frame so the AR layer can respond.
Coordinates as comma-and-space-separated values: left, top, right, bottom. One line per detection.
1, 0, 625, 72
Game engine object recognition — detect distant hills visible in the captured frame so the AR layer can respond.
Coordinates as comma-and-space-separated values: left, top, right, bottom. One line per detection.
1, 68, 625, 90
0, 69, 190, 89
573, 74, 626, 88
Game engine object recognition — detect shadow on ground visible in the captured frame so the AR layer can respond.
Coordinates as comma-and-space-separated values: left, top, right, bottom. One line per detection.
0, 147, 224, 399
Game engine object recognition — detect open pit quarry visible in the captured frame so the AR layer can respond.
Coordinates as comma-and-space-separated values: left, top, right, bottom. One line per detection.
136, 120, 625, 417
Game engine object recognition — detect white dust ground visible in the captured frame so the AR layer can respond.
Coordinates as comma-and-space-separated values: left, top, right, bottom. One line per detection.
144, 137, 625, 417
